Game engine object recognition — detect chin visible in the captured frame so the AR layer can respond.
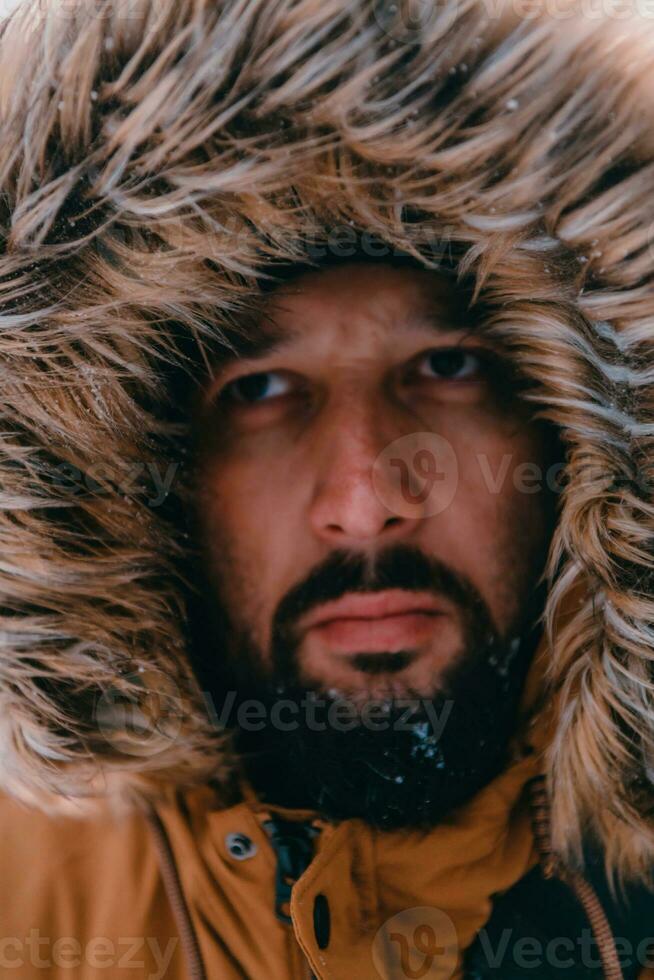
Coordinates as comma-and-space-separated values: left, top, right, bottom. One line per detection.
295, 649, 455, 708
237, 624, 540, 826
310, 680, 443, 710
237, 685, 511, 829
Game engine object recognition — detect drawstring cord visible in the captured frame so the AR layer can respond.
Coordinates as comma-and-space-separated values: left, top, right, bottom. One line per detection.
146, 806, 207, 980
527, 774, 625, 980
146, 778, 625, 980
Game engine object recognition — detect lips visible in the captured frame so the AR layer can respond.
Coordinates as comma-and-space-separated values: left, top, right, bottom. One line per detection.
299, 589, 447, 654
300, 589, 447, 631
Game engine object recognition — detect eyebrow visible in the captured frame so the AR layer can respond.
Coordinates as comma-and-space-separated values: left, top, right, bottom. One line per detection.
209, 318, 296, 372
211, 303, 476, 370
407, 307, 475, 335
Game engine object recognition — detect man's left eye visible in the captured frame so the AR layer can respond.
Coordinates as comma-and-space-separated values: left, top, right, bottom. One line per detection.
417, 348, 483, 380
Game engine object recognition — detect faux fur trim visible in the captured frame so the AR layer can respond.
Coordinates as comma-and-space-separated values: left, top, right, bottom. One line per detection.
0, 0, 653, 885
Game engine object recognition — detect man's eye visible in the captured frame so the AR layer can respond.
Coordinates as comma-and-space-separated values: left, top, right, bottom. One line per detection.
220, 371, 292, 404
417, 348, 483, 380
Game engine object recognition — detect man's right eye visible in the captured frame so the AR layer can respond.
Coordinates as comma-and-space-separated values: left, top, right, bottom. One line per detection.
219, 371, 292, 404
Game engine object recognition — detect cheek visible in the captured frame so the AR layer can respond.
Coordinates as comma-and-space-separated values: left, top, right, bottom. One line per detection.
425, 422, 551, 630
196, 456, 301, 645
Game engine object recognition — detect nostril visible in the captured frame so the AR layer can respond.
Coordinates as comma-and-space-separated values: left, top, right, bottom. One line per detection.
311, 476, 414, 542
323, 514, 405, 539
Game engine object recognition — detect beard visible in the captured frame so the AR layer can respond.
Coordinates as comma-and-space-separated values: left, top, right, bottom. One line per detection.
189, 543, 545, 830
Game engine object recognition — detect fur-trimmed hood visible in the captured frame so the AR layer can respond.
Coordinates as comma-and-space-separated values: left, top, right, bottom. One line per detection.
0, 0, 653, 886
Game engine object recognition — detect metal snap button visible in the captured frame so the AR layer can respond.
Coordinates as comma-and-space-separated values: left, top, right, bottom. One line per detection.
313, 893, 330, 949
225, 832, 258, 860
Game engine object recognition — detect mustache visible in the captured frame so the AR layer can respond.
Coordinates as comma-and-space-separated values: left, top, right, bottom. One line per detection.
271, 544, 494, 646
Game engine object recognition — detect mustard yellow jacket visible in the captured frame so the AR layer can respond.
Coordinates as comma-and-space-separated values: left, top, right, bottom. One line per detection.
2, 642, 652, 980
1, 771, 653, 980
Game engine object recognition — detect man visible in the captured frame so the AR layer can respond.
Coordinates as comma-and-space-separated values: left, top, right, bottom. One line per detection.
0, 0, 653, 978
187, 256, 557, 828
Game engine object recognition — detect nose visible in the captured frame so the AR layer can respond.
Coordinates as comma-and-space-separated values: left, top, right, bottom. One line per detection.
307, 394, 420, 546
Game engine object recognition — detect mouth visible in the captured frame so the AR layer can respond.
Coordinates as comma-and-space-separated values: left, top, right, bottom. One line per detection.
299, 589, 448, 654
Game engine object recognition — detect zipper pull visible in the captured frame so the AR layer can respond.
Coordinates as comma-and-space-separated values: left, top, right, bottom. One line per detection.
263, 817, 319, 924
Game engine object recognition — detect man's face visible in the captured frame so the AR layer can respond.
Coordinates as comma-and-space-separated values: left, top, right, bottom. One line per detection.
190, 261, 556, 825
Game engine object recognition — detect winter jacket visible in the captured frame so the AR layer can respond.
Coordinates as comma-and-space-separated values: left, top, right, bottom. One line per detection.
0, 636, 653, 979
1, 0, 654, 978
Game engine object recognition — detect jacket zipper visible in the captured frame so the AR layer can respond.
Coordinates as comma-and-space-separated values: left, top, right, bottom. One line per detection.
263, 816, 320, 979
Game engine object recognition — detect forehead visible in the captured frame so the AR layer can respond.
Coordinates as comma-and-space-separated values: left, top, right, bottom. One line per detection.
265, 262, 465, 335
208, 262, 472, 373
